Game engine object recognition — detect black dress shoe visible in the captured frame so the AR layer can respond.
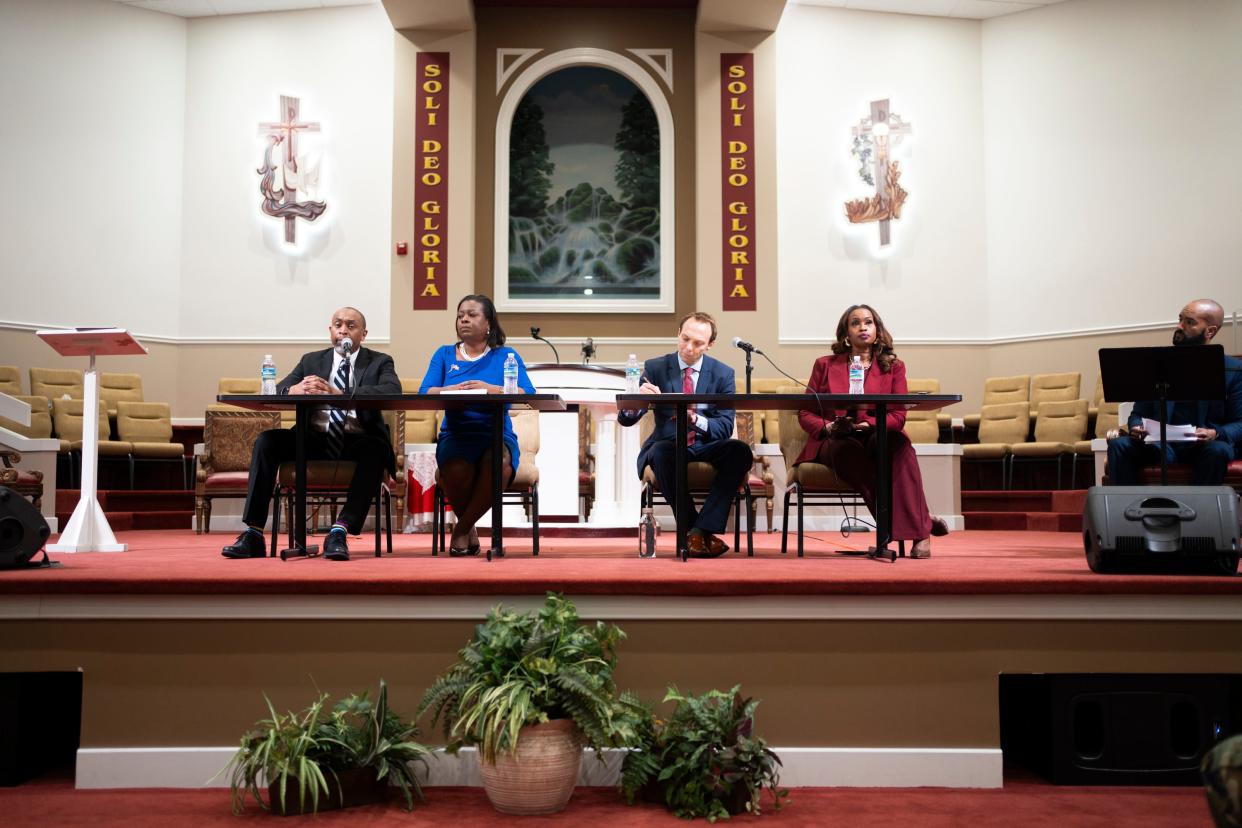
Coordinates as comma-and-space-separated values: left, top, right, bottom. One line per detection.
448, 543, 480, 557
221, 530, 266, 559
324, 531, 350, 561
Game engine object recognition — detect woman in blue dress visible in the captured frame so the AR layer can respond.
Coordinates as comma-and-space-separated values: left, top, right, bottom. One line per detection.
418, 294, 535, 555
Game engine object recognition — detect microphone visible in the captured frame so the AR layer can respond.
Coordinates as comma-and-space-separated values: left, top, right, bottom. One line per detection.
336, 336, 354, 356
731, 336, 761, 354
581, 337, 596, 364
530, 326, 560, 364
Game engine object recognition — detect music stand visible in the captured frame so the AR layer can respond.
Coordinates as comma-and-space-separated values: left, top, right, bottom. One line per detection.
1098, 345, 1225, 486
37, 327, 148, 552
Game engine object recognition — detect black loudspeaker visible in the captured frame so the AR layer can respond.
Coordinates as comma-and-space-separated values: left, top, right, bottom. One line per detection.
0, 486, 51, 569
1082, 485, 1240, 574
1000, 673, 1238, 786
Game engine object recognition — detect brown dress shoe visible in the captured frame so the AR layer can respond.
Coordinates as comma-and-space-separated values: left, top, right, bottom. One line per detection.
705, 532, 730, 556
686, 531, 726, 559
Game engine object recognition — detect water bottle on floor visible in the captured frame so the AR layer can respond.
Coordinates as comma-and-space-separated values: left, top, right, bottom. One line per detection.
849, 355, 865, 395
638, 507, 657, 558
503, 352, 519, 394
261, 355, 277, 395
625, 354, 641, 394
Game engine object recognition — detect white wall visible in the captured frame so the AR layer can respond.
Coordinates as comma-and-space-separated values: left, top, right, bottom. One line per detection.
775, 4, 989, 344
179, 5, 395, 342
0, 0, 186, 335
982, 0, 1242, 338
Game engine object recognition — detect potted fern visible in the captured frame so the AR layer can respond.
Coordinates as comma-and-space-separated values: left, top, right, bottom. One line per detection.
418, 593, 638, 815
621, 685, 788, 822
224, 679, 430, 816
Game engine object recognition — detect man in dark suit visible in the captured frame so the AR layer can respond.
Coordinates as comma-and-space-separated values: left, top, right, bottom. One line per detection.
222, 306, 400, 561
1108, 298, 1242, 486
619, 312, 753, 558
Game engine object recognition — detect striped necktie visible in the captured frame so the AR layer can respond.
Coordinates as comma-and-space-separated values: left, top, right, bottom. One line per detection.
326, 357, 351, 458
683, 366, 695, 446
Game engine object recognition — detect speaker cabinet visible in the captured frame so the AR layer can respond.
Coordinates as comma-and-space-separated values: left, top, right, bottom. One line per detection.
1083, 485, 1240, 574
1001, 673, 1239, 785
0, 486, 50, 569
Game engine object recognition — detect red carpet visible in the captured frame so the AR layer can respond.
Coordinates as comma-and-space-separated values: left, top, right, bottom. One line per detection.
2, 528, 1239, 597
0, 781, 1212, 827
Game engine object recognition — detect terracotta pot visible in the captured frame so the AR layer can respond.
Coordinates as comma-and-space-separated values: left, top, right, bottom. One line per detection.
478, 718, 584, 815
268, 766, 389, 816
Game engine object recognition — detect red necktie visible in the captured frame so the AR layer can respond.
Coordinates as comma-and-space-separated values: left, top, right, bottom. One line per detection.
683, 366, 695, 445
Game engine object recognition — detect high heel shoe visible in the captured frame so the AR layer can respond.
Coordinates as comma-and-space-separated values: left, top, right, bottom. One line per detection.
910, 538, 932, 558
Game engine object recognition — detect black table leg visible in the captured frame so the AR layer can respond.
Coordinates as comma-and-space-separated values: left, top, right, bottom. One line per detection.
675, 403, 688, 562
868, 402, 896, 563
281, 403, 317, 559
487, 403, 504, 561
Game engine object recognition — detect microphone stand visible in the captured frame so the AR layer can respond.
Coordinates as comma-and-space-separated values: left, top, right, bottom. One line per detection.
745, 349, 753, 394
529, 327, 560, 364
581, 338, 596, 365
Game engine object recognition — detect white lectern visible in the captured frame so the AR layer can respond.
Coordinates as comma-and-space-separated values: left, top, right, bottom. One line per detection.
38, 328, 147, 552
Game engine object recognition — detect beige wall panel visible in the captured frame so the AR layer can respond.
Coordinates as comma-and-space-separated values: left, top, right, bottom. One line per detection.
5, 618, 1240, 749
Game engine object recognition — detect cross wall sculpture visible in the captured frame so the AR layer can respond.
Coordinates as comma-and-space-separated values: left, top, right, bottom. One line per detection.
258, 95, 327, 244
845, 98, 912, 247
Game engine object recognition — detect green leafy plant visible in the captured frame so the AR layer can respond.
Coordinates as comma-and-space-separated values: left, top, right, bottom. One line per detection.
224, 679, 430, 814
621, 685, 789, 822
418, 592, 639, 763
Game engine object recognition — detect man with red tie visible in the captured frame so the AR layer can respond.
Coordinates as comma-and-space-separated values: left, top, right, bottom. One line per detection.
221, 306, 400, 562
618, 312, 753, 558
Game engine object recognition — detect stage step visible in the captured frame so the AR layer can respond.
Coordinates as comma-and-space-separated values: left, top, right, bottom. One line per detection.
55, 490, 194, 533
962, 490, 1085, 533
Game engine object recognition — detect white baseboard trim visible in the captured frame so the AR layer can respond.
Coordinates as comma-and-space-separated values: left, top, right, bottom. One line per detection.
75, 745, 1002, 790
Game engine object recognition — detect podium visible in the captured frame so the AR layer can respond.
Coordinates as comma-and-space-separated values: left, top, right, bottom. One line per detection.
38, 328, 147, 553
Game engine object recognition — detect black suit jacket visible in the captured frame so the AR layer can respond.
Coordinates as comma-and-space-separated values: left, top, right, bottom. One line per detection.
618, 353, 737, 475
277, 347, 401, 466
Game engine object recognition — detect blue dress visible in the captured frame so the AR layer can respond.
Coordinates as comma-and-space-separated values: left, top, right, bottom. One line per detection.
418, 344, 536, 475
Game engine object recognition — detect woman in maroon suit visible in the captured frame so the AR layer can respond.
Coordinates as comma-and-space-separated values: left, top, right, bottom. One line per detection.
794, 304, 947, 557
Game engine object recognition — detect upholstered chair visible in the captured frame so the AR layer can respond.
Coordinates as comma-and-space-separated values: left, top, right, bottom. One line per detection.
1008, 399, 1089, 489
116, 401, 186, 489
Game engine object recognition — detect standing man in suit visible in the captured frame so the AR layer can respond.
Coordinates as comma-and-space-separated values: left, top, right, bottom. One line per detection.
619, 312, 753, 558
222, 306, 400, 561
1108, 298, 1242, 486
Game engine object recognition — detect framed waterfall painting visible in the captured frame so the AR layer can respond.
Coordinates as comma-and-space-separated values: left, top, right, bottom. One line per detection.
494, 49, 675, 313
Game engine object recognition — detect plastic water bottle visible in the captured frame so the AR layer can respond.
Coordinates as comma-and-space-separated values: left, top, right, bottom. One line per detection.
261, 355, 277, 395
503, 352, 519, 394
849, 355, 865, 395
638, 507, 657, 558
625, 354, 641, 393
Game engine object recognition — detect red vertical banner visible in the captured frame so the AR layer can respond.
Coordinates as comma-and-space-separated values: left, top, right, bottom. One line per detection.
720, 53, 756, 311
413, 52, 449, 310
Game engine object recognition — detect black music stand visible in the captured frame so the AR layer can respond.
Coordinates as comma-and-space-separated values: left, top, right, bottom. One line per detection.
1098, 345, 1225, 486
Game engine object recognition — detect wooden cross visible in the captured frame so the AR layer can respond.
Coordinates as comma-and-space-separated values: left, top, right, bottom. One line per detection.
259, 95, 321, 243
851, 99, 912, 246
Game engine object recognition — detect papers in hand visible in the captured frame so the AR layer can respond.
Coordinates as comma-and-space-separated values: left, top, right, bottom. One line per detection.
440, 388, 488, 395
1141, 418, 1196, 442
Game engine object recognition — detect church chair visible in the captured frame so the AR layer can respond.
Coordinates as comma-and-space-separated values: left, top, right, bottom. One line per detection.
116, 401, 187, 489
904, 377, 944, 444
775, 392, 871, 558
99, 372, 144, 418
399, 377, 440, 443
29, 367, 84, 405
961, 401, 1029, 490
1074, 398, 1119, 487
51, 398, 130, 488
194, 409, 281, 534
211, 377, 294, 426
0, 395, 52, 441
0, 449, 45, 512
1028, 372, 1081, 433
961, 375, 1029, 436
431, 408, 541, 556
1086, 374, 1105, 433
272, 410, 407, 558
1008, 399, 1089, 489
0, 366, 23, 397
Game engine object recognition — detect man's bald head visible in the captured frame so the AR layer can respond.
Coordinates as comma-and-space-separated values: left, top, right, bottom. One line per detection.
1174, 298, 1224, 346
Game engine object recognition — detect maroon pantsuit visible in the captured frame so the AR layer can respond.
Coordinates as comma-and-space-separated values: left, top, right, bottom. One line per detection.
794, 355, 933, 541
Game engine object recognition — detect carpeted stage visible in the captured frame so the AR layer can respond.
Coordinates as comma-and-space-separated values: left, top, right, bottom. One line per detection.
5, 528, 1241, 598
